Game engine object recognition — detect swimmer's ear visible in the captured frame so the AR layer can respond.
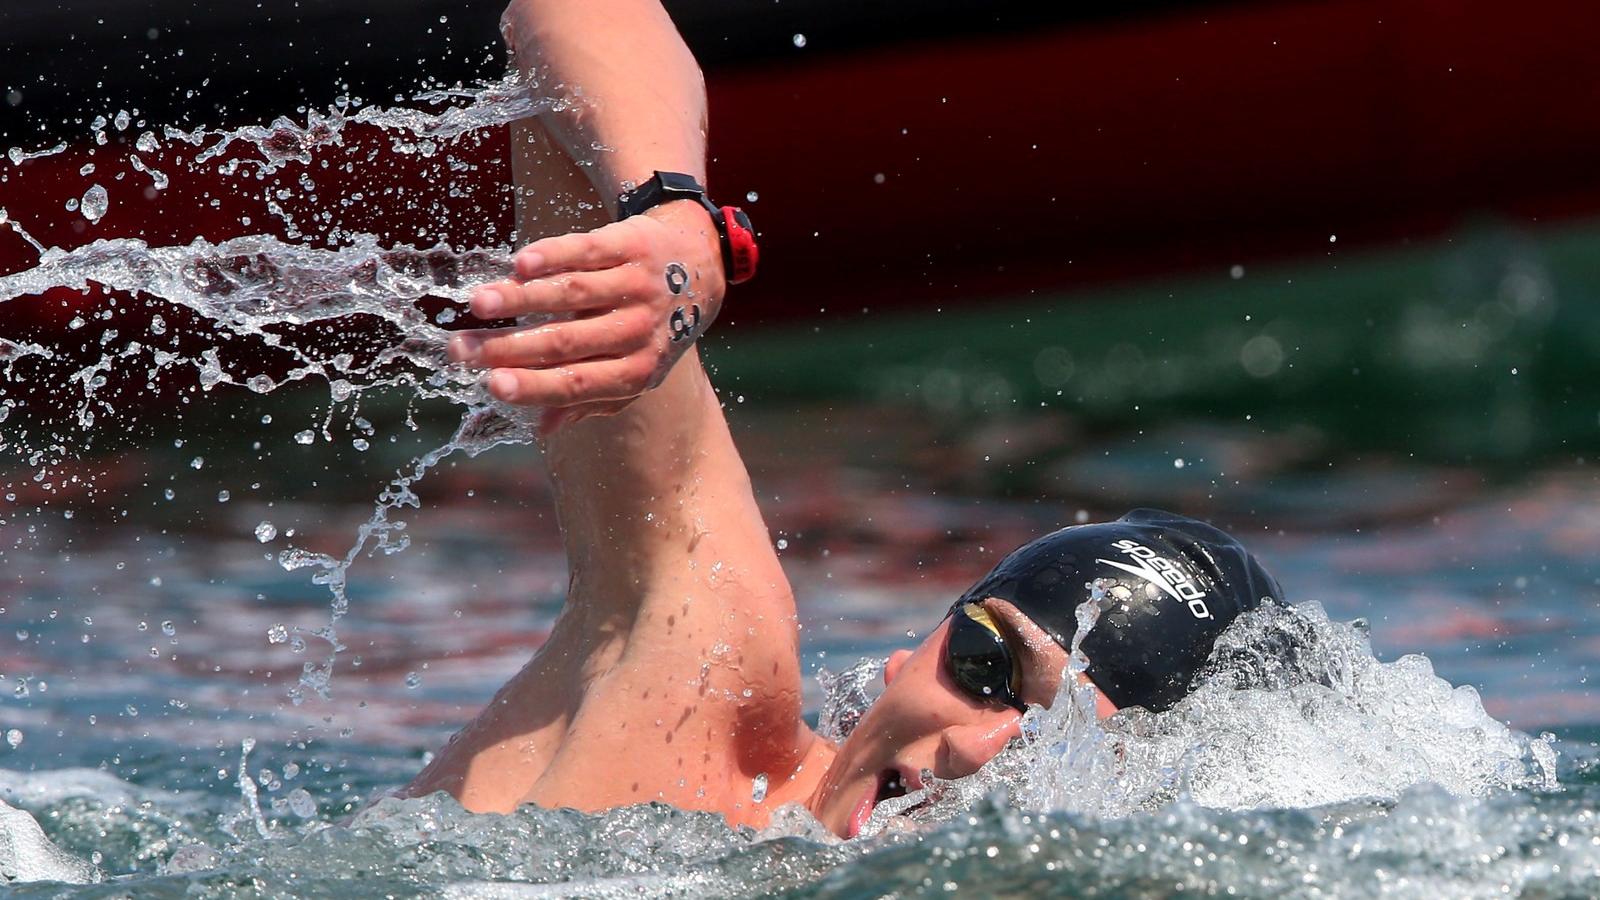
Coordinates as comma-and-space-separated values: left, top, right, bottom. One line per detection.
884, 649, 913, 687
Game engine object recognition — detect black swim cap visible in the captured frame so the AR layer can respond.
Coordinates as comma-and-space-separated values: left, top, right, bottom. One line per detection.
951, 509, 1283, 712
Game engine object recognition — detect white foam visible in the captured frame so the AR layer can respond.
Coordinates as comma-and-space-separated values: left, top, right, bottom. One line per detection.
0, 798, 98, 884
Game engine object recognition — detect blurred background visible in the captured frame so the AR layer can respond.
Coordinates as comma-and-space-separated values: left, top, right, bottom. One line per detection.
6, 0, 1600, 454
0, 0, 1596, 812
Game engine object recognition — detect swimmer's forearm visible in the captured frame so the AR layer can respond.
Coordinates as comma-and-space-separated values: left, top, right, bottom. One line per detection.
502, 0, 707, 212
498, 0, 787, 617
543, 348, 764, 583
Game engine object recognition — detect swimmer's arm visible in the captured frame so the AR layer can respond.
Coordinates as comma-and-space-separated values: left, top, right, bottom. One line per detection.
500, 0, 706, 207
405, 348, 804, 813
447, 0, 725, 430
408, 3, 806, 813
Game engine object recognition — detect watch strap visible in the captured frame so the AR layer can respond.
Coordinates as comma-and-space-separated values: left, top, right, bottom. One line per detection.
616, 171, 759, 285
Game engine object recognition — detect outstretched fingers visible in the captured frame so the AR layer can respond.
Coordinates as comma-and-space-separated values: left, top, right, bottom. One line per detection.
448, 308, 654, 370
470, 266, 649, 319
486, 357, 659, 408
512, 219, 647, 281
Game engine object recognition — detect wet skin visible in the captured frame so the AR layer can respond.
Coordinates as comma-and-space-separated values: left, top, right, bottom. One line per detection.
406, 141, 1118, 826
407, 76, 1116, 834
805, 598, 1118, 837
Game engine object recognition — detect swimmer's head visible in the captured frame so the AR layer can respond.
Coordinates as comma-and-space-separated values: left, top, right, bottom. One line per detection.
806, 509, 1282, 837
948, 507, 1284, 712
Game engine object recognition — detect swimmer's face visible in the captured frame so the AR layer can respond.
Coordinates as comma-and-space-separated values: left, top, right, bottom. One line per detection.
807, 598, 1117, 838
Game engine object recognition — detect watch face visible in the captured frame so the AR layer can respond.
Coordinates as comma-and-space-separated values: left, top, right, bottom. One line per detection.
656, 172, 706, 197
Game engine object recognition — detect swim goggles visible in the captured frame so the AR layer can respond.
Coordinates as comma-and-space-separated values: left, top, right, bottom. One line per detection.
945, 603, 1026, 712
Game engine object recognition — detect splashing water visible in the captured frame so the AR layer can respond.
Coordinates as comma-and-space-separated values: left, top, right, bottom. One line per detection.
846, 596, 1559, 842
813, 656, 886, 744
0, 75, 553, 704
78, 185, 108, 224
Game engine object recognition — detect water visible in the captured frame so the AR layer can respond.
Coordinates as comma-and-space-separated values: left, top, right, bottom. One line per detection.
2, 74, 1598, 896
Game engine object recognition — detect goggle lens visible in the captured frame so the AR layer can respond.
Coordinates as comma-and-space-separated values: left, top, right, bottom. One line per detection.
945, 603, 1025, 712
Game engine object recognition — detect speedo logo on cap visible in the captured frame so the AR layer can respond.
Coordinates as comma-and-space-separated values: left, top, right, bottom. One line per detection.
1096, 539, 1213, 620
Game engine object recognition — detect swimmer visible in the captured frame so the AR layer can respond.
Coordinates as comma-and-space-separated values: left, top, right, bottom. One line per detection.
403, 0, 1284, 836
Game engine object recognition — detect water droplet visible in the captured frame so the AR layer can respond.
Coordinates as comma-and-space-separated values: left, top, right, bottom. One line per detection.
4, 729, 21, 748
405, 671, 422, 689
1173, 458, 1185, 469
751, 772, 769, 803
792, 33, 807, 48
80, 184, 109, 223
776, 538, 789, 550
255, 521, 278, 542
217, 489, 231, 502
190, 456, 204, 470
161, 620, 176, 636
267, 623, 288, 644
294, 429, 316, 445
285, 787, 316, 818
745, 191, 759, 203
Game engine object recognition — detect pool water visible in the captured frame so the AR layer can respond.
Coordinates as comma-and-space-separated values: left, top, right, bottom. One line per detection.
1, 398, 1596, 896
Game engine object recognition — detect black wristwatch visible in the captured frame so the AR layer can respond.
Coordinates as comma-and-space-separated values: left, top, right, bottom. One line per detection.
616, 171, 759, 284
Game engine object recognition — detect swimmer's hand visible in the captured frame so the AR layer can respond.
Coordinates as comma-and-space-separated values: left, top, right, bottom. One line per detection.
448, 200, 726, 434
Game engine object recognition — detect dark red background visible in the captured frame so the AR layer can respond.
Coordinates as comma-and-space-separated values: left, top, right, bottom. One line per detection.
4, 0, 1599, 330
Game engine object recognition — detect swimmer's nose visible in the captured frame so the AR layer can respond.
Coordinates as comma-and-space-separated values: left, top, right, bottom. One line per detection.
934, 714, 1022, 780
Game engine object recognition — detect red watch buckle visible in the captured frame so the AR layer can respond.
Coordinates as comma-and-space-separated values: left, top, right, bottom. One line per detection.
719, 206, 759, 285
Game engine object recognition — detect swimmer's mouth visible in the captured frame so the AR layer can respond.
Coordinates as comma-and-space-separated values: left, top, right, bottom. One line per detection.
875, 769, 910, 806
849, 767, 924, 838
